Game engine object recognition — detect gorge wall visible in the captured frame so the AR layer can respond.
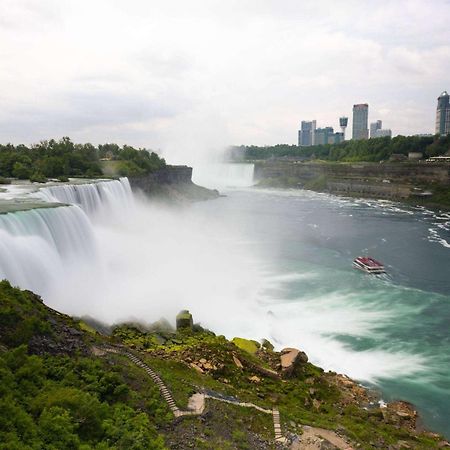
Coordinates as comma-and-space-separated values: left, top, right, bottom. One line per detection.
129, 165, 219, 202
254, 161, 450, 203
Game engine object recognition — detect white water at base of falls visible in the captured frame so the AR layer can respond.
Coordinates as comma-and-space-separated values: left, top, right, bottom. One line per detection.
192, 163, 254, 189
1, 180, 450, 438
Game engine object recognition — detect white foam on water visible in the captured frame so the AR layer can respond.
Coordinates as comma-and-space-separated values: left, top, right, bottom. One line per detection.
0, 177, 433, 385
192, 163, 255, 189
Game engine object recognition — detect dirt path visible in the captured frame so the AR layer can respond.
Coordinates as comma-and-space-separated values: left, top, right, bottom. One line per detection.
291, 425, 353, 450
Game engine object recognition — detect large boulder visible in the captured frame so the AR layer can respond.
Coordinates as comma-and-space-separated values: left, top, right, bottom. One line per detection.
231, 337, 260, 354
280, 347, 308, 378
176, 310, 193, 331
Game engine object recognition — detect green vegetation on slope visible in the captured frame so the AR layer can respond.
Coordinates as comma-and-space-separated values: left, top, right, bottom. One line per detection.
0, 280, 167, 449
231, 134, 450, 162
1, 280, 448, 449
112, 324, 446, 449
0, 137, 166, 183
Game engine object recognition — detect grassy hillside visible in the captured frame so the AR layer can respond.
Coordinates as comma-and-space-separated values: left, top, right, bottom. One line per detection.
0, 280, 448, 449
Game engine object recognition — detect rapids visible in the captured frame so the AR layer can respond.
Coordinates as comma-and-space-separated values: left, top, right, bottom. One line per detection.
0, 171, 449, 437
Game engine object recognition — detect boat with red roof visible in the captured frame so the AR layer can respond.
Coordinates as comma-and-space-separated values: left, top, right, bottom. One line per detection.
353, 256, 385, 274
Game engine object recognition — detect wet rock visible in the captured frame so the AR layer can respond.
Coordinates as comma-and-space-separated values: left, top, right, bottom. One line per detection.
382, 401, 417, 432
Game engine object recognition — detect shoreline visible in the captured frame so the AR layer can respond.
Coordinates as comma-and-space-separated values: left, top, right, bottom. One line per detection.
252, 160, 450, 211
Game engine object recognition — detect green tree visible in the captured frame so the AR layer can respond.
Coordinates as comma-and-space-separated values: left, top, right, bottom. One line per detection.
38, 407, 80, 450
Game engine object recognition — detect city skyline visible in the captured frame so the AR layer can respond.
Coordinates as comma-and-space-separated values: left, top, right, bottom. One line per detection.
0, 1, 449, 163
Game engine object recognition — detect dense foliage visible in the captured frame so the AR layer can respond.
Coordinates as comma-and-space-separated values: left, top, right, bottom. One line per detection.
0, 280, 447, 448
0, 281, 168, 449
0, 137, 166, 182
232, 134, 450, 162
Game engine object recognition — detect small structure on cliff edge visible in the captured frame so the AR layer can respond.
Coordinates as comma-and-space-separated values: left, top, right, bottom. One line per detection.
176, 310, 193, 331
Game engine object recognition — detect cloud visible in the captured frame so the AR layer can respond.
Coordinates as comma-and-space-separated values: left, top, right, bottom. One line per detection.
0, 0, 449, 158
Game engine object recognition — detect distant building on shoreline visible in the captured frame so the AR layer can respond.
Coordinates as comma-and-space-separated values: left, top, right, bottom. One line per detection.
298, 120, 344, 147
372, 128, 392, 138
339, 116, 348, 140
436, 91, 450, 135
315, 127, 344, 145
370, 120, 392, 138
352, 104, 369, 140
298, 120, 316, 146
370, 120, 382, 138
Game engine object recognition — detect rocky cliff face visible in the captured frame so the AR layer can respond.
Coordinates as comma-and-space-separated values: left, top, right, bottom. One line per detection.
254, 161, 450, 203
129, 165, 219, 202
254, 161, 450, 184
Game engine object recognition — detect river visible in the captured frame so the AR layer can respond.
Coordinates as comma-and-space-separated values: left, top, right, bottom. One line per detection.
0, 167, 449, 437
193, 164, 450, 437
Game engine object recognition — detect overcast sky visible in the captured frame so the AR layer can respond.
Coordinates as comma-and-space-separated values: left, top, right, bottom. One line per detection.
0, 0, 449, 162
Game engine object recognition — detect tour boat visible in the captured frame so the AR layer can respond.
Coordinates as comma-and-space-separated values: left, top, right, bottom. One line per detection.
353, 256, 385, 274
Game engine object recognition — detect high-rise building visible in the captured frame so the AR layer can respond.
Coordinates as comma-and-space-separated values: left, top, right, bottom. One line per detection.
372, 129, 392, 138
436, 91, 450, 135
314, 127, 344, 145
370, 120, 382, 138
352, 104, 369, 140
314, 127, 333, 145
298, 120, 316, 146
339, 116, 348, 140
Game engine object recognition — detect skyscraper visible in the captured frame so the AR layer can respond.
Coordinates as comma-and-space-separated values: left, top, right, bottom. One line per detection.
298, 120, 316, 146
352, 104, 369, 140
370, 120, 382, 138
436, 91, 450, 135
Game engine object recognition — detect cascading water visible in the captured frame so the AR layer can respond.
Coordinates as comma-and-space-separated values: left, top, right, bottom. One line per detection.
35, 177, 134, 219
0, 206, 96, 296
0, 177, 134, 297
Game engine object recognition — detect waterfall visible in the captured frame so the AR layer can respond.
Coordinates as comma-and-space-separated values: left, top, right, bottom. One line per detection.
0, 178, 133, 297
0, 206, 96, 296
35, 178, 134, 219
192, 163, 254, 189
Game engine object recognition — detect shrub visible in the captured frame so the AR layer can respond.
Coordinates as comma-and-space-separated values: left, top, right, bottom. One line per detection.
29, 171, 47, 183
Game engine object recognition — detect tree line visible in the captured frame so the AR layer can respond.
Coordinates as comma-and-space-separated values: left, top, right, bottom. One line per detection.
0, 137, 166, 183
230, 134, 450, 162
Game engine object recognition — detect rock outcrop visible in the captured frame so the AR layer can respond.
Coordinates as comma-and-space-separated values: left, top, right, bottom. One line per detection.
129, 165, 219, 202
176, 310, 193, 331
280, 347, 308, 378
